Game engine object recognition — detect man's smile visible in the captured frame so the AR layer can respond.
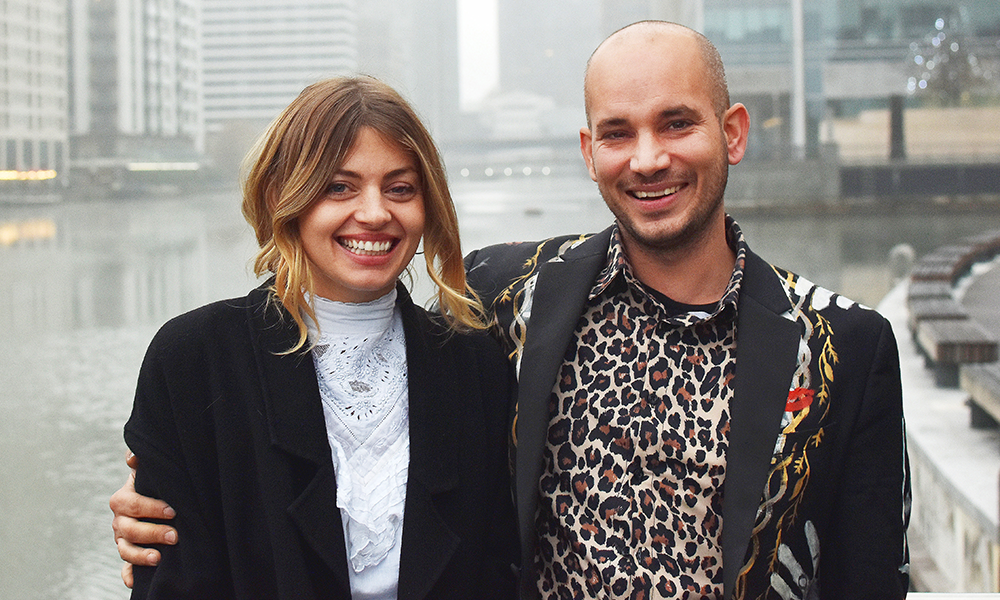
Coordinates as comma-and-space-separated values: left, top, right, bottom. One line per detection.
630, 184, 683, 199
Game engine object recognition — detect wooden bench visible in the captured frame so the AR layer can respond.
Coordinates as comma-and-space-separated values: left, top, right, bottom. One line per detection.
907, 280, 954, 300
961, 363, 1000, 429
910, 260, 962, 283
961, 229, 1000, 263
915, 319, 999, 387
909, 244, 977, 283
906, 232, 1000, 389
907, 297, 968, 332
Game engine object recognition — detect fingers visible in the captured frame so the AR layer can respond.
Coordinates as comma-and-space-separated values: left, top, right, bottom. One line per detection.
117, 533, 165, 567
112, 513, 177, 570
109, 469, 176, 522
111, 450, 178, 575
122, 563, 134, 589
125, 449, 139, 470
113, 511, 178, 545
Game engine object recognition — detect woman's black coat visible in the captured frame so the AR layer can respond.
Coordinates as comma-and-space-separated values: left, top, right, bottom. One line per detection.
125, 282, 518, 599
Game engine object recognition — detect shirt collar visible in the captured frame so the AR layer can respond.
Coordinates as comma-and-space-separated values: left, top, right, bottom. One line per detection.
589, 216, 749, 321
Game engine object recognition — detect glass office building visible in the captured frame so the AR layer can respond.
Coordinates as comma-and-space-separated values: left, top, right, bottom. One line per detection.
703, 0, 1000, 158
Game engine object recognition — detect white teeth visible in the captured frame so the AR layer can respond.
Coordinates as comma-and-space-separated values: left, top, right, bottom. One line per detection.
634, 185, 681, 199
342, 239, 393, 255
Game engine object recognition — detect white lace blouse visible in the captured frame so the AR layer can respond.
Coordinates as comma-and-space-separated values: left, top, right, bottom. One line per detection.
306, 289, 409, 600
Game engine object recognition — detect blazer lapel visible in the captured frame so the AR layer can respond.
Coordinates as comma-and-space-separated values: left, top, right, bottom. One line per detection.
246, 289, 352, 592
514, 228, 612, 566
722, 252, 800, 599
395, 288, 462, 600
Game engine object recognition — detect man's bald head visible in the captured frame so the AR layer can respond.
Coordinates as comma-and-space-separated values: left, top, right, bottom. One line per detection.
584, 21, 731, 126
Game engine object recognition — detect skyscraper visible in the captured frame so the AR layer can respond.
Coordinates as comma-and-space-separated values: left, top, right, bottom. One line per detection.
1, 0, 68, 190
198, 0, 356, 173
356, 0, 460, 141
68, 0, 202, 162
498, 0, 599, 113
201, 0, 357, 131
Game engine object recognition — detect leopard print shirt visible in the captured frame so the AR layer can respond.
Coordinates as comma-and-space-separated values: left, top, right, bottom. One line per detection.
534, 224, 746, 600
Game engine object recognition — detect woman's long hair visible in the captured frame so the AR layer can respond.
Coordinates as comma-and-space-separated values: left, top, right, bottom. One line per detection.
241, 76, 485, 352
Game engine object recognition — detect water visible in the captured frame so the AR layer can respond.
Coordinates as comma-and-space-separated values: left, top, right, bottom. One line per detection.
0, 178, 994, 599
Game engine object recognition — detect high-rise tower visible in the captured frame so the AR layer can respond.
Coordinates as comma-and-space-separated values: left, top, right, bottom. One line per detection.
1, 0, 68, 191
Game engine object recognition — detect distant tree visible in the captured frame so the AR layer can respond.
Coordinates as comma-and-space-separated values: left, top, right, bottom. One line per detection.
905, 15, 998, 106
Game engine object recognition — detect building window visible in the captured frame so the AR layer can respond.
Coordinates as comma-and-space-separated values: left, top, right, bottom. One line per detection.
6, 139, 17, 170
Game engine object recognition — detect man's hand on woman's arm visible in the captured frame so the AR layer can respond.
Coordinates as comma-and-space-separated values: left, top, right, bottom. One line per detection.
109, 452, 177, 588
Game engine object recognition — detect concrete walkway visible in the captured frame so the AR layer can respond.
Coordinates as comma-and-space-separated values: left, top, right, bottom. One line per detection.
879, 257, 1000, 592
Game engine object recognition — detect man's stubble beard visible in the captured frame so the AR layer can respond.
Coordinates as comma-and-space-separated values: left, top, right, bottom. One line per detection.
602, 160, 729, 258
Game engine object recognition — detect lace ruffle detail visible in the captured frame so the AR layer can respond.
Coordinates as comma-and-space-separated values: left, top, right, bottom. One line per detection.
307, 291, 410, 573
324, 402, 408, 572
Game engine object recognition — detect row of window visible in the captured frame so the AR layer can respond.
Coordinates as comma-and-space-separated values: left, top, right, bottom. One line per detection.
0, 0, 65, 26
0, 66, 66, 89
0, 112, 67, 131
202, 51, 357, 65
1, 137, 64, 171
145, 23, 199, 42
144, 0, 198, 21
0, 94, 66, 110
202, 6, 354, 26
0, 43, 66, 64
203, 32, 356, 47
0, 20, 66, 46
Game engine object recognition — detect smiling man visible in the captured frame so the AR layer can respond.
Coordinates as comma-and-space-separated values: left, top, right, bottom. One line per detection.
579, 22, 744, 305
112, 20, 909, 600
464, 21, 911, 600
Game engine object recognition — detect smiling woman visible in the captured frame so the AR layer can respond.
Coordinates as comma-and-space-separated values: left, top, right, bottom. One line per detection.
297, 127, 426, 305
241, 77, 486, 353
120, 76, 518, 600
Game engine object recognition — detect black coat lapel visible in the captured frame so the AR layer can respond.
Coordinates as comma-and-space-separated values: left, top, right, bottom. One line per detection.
249, 284, 467, 600
246, 288, 352, 593
395, 288, 462, 600
722, 252, 800, 599
514, 228, 612, 569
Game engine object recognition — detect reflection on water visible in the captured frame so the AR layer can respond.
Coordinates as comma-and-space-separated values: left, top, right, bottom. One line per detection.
0, 193, 258, 600
0, 181, 994, 599
1, 327, 156, 600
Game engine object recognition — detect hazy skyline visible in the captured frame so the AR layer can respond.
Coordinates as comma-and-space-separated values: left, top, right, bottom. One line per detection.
458, 0, 499, 108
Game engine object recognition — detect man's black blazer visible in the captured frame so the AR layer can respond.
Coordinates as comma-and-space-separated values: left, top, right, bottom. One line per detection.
465, 226, 909, 600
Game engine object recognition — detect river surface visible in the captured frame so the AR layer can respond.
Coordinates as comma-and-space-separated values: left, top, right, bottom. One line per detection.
0, 176, 995, 599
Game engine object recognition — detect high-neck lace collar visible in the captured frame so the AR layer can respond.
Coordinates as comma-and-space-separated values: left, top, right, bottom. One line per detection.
306, 288, 397, 340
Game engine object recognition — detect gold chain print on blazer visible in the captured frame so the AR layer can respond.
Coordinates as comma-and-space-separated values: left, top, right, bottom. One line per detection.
490, 235, 591, 371
736, 268, 845, 600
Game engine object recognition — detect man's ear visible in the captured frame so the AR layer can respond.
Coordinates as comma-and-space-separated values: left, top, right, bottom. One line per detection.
723, 103, 750, 166
580, 127, 598, 182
